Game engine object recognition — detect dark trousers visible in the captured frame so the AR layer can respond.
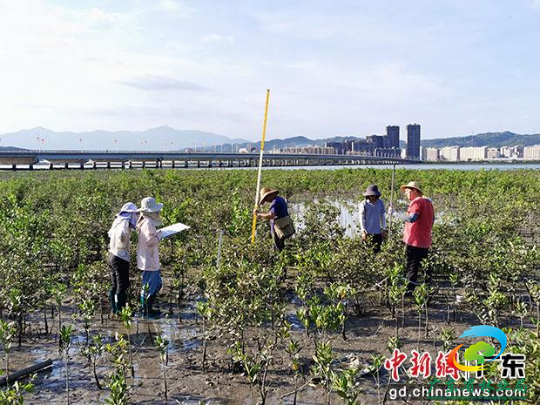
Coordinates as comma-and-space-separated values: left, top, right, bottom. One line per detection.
272, 231, 286, 252
405, 244, 429, 292
108, 253, 130, 312
365, 233, 383, 253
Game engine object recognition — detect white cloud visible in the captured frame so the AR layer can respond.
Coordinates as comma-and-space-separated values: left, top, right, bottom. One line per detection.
202, 34, 235, 44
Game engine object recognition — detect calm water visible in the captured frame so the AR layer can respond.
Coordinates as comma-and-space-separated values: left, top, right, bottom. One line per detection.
1, 163, 539, 171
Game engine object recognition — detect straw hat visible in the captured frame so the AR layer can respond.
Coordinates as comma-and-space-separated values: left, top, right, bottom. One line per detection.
259, 187, 279, 205
137, 197, 164, 213
363, 184, 381, 197
400, 181, 423, 194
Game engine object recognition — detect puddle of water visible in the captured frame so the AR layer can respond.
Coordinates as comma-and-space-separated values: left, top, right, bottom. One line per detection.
292, 198, 449, 238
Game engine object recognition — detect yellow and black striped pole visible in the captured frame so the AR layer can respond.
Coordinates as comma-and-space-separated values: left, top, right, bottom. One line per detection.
251, 89, 271, 244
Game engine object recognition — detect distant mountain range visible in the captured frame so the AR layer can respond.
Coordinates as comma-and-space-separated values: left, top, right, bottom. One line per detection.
0, 126, 248, 151
0, 127, 539, 151
421, 131, 540, 148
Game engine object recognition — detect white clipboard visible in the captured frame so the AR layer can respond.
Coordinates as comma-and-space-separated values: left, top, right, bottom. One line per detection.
159, 222, 190, 238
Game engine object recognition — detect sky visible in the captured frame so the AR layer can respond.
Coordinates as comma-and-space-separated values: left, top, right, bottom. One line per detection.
1, 0, 540, 141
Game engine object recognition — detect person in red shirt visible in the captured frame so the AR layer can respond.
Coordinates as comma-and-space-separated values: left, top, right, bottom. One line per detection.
399, 181, 434, 294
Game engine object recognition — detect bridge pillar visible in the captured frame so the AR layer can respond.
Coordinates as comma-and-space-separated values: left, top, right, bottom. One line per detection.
107, 162, 111, 169
197, 161, 200, 168
49, 163, 54, 170
142, 161, 146, 168
92, 161, 96, 170
80, 163, 84, 170
172, 161, 176, 169
184, 161, 188, 168
29, 164, 34, 170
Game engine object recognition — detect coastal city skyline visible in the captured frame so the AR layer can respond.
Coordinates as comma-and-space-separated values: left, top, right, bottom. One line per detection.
2, 1, 540, 141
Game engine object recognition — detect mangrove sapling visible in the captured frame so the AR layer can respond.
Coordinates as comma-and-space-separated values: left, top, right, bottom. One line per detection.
60, 325, 73, 405
312, 341, 335, 405
284, 339, 302, 405
332, 367, 361, 405
86, 335, 104, 390
324, 284, 354, 340
7, 289, 23, 348
367, 354, 384, 404
51, 282, 67, 346
0, 379, 35, 405
105, 336, 130, 405
0, 320, 15, 385
119, 305, 135, 378
155, 335, 169, 402
439, 328, 456, 353
512, 301, 529, 329
386, 336, 403, 354
78, 298, 96, 352
448, 272, 460, 323
387, 264, 407, 336
412, 284, 428, 348
196, 301, 211, 372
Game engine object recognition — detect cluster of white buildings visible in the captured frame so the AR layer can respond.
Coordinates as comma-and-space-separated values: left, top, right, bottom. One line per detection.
423, 145, 540, 161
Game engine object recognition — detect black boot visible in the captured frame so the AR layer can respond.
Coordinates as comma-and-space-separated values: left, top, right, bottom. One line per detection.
109, 291, 118, 315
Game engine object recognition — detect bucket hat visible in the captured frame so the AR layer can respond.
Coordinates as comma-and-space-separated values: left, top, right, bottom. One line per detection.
119, 202, 138, 214
137, 197, 164, 213
400, 181, 423, 194
259, 187, 279, 205
363, 184, 381, 197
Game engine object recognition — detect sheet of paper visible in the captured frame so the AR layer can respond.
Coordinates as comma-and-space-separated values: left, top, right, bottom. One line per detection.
159, 222, 190, 238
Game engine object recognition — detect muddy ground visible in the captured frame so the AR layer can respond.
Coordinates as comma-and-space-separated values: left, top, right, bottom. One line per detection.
6, 270, 533, 405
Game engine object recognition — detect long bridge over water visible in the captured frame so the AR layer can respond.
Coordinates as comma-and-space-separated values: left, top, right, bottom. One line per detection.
0, 150, 419, 170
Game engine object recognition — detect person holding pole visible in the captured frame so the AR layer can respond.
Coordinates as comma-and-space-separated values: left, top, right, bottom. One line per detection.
359, 184, 387, 253
108, 202, 138, 315
136, 197, 165, 318
254, 188, 294, 251
391, 181, 434, 294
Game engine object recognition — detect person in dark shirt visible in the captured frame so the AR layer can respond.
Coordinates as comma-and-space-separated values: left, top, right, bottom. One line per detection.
254, 187, 290, 251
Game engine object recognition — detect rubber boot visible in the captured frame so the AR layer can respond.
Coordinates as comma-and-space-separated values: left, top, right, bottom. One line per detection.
116, 291, 126, 314
140, 295, 148, 316
146, 294, 162, 319
109, 291, 117, 315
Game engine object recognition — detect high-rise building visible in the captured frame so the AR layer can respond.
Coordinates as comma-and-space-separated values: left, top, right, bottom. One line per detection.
406, 124, 421, 159
385, 126, 400, 149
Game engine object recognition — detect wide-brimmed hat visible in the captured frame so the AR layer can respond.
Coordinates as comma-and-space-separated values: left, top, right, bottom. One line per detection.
400, 181, 423, 194
259, 187, 279, 205
363, 184, 381, 197
119, 202, 138, 214
137, 197, 164, 213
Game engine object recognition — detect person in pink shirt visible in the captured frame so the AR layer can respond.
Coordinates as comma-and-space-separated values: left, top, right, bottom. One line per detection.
136, 197, 164, 318
399, 181, 434, 294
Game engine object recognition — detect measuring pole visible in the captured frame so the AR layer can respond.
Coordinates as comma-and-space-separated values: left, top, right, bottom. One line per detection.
251, 89, 271, 244
388, 162, 396, 238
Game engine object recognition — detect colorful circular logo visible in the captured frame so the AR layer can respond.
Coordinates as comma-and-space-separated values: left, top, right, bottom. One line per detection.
447, 325, 507, 372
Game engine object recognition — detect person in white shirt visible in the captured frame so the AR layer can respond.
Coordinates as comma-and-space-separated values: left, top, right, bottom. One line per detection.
108, 202, 138, 315
136, 197, 164, 318
359, 184, 387, 253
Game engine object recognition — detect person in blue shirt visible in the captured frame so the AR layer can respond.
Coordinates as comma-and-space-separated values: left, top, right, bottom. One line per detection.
359, 184, 387, 253
255, 187, 291, 251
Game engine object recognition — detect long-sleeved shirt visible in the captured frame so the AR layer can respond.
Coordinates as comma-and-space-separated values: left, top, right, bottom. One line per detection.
136, 217, 162, 271
359, 198, 386, 235
108, 217, 132, 262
